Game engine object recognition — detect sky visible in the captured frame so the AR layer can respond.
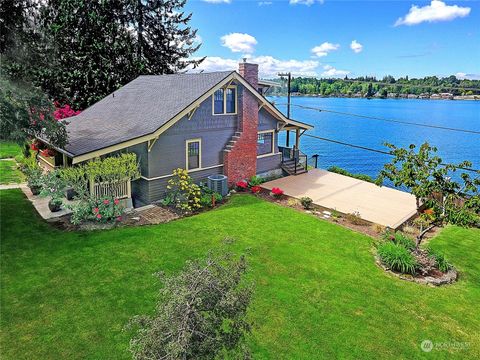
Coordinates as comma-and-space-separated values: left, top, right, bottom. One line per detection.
184, 0, 480, 79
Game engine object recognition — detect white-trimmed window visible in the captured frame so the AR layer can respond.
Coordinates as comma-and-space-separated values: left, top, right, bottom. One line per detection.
212, 86, 237, 115
257, 131, 274, 156
186, 139, 201, 170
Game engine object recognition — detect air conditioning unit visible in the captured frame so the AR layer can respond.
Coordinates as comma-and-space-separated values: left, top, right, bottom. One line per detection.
207, 174, 228, 196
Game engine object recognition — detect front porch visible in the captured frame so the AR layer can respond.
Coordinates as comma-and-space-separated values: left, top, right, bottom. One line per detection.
261, 168, 418, 229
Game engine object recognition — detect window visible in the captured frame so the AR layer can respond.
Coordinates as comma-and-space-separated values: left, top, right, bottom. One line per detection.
226, 87, 236, 113
257, 131, 274, 156
186, 139, 201, 170
213, 89, 224, 114
212, 86, 237, 115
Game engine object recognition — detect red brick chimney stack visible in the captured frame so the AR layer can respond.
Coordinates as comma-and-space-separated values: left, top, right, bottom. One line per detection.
223, 61, 260, 185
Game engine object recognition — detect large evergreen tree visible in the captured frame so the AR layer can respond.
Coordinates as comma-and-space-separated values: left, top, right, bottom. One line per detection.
40, 0, 139, 109
127, 0, 204, 74
1, 0, 203, 110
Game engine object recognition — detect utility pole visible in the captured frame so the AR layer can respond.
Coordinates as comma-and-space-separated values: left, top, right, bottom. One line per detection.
278, 72, 291, 147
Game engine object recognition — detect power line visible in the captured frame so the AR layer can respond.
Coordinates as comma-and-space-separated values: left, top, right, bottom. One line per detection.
277, 103, 480, 135
303, 133, 480, 173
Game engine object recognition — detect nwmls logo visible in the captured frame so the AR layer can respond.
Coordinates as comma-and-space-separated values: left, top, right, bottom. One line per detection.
420, 340, 433, 352
421, 339, 470, 352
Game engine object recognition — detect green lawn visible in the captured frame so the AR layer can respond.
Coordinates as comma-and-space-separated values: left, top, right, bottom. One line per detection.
0, 141, 22, 159
0, 160, 25, 184
1, 190, 479, 359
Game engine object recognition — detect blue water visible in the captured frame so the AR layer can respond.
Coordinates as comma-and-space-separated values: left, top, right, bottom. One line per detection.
271, 97, 480, 182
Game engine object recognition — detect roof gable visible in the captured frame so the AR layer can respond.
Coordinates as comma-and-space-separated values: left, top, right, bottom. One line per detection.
65, 71, 233, 156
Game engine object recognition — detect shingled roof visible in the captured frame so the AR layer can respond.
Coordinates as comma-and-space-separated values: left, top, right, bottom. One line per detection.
64, 71, 234, 156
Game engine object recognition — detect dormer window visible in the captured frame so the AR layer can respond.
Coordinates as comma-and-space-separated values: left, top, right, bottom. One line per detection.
213, 86, 237, 115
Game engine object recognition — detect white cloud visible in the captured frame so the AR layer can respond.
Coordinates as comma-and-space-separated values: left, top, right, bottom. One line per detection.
202, 0, 231, 3
350, 40, 363, 54
258, 1, 273, 5
190, 56, 320, 78
321, 65, 350, 77
221, 33, 258, 54
311, 42, 340, 57
395, 1, 471, 26
290, 0, 324, 5
456, 72, 480, 80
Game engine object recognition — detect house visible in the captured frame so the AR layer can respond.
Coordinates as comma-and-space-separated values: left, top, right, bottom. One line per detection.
42, 61, 313, 206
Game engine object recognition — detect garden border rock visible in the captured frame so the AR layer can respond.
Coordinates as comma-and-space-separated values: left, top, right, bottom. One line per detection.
375, 256, 458, 286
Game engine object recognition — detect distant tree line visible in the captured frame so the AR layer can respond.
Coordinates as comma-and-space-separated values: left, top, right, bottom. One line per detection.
271, 75, 480, 98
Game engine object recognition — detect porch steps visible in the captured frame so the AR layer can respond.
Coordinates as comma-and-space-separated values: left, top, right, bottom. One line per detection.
281, 159, 307, 176
224, 131, 243, 152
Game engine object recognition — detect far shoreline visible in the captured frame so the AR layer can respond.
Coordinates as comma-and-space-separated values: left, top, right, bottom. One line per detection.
271, 94, 480, 101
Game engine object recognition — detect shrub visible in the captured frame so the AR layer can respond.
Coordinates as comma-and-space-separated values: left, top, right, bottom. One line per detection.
270, 187, 284, 198
377, 242, 418, 275
371, 223, 385, 234
427, 248, 452, 272
300, 196, 313, 210
236, 181, 248, 191
327, 166, 374, 183
287, 198, 299, 207
166, 168, 201, 212
69, 196, 123, 225
251, 185, 262, 194
127, 249, 253, 360
383, 230, 415, 251
346, 211, 367, 225
199, 192, 222, 207
248, 175, 264, 187
60, 166, 89, 200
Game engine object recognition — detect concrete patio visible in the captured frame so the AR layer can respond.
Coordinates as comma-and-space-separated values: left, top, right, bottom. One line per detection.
261, 169, 418, 229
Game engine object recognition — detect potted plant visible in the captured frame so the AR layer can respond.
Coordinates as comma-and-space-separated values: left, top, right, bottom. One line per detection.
40, 170, 66, 212
20, 157, 43, 195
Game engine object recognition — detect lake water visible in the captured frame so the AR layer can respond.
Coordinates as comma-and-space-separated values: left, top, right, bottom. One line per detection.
271, 96, 480, 182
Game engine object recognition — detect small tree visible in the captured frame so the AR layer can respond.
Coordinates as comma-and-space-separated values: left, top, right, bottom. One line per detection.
0, 76, 68, 148
127, 248, 253, 360
378, 142, 480, 248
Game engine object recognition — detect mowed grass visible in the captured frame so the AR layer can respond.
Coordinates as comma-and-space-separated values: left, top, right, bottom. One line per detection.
0, 141, 22, 159
0, 160, 25, 184
1, 189, 479, 359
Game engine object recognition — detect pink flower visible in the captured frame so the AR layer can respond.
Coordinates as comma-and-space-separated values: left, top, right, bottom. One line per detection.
96, 214, 102, 219
103, 199, 110, 205
93, 207, 99, 213
114, 199, 120, 205
116, 216, 122, 222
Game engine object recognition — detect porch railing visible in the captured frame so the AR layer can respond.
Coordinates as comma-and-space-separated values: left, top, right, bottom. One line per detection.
278, 146, 308, 174
89, 178, 131, 200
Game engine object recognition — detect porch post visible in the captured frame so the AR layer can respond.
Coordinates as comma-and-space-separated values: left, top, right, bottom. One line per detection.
295, 127, 300, 149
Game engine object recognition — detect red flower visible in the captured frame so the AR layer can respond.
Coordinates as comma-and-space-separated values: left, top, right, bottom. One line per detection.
251, 186, 262, 194
30, 143, 38, 151
93, 207, 99, 213
114, 199, 120, 205
236, 181, 248, 190
103, 199, 110, 205
271, 187, 284, 197
96, 214, 102, 219
40, 149, 55, 157
116, 216, 122, 222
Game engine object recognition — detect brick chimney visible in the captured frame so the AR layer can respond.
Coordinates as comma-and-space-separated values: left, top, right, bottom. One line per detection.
223, 61, 259, 186
239, 60, 258, 89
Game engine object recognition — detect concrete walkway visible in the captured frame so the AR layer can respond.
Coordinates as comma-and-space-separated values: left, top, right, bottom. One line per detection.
20, 186, 73, 220
261, 169, 418, 229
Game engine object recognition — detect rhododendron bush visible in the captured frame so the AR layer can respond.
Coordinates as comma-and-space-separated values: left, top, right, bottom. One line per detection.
236, 181, 248, 191
271, 187, 284, 198
53, 103, 81, 120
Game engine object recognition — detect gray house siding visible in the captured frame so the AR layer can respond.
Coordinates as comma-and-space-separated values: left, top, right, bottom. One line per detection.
114, 85, 283, 205
136, 83, 243, 203
256, 108, 282, 177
